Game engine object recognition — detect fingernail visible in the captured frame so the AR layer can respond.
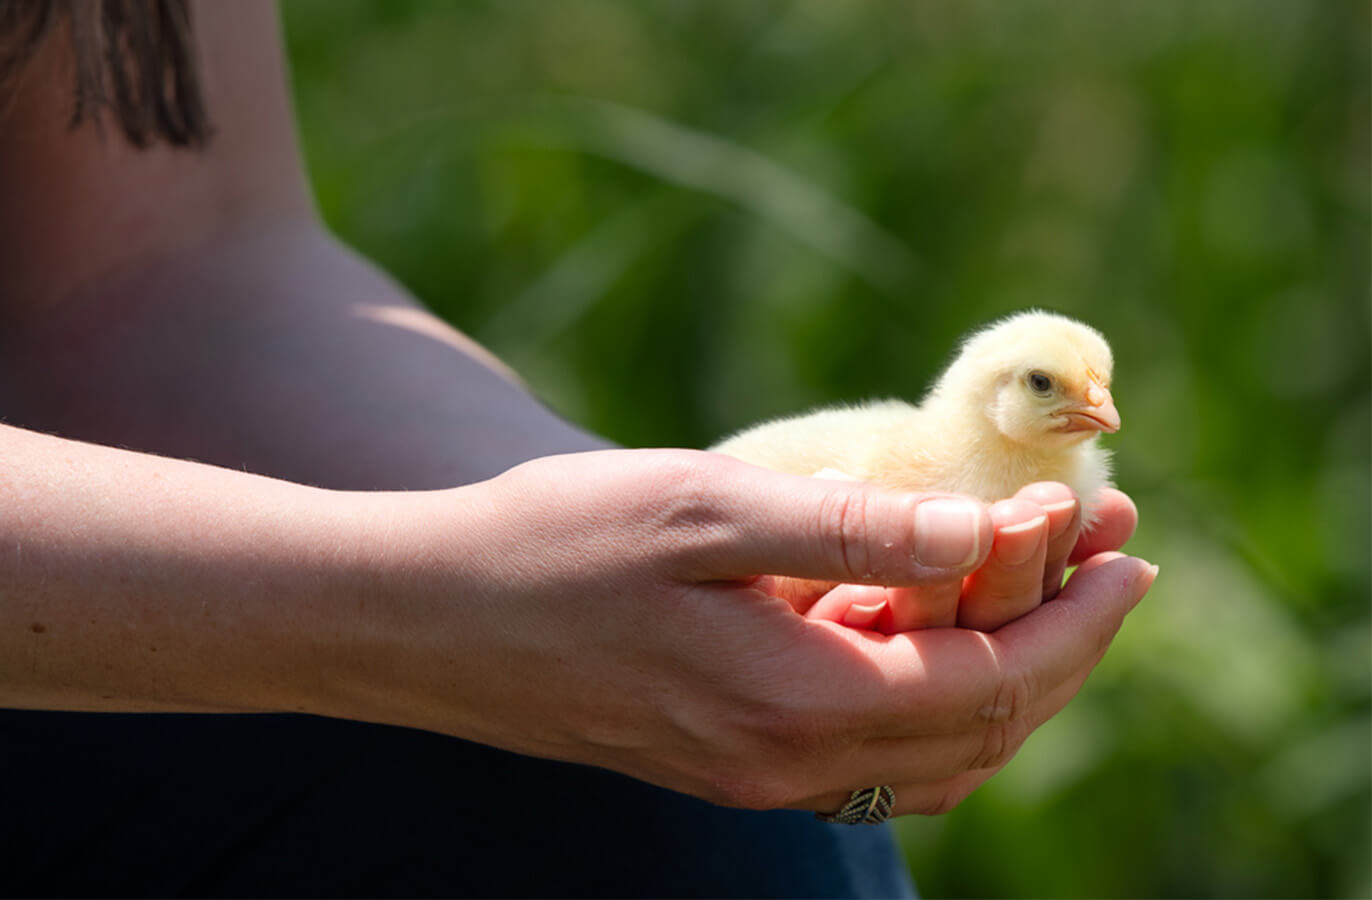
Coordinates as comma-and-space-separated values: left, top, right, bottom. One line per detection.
914, 499, 983, 568
1132, 562, 1159, 605
842, 600, 887, 629
995, 515, 1047, 566
1041, 499, 1078, 539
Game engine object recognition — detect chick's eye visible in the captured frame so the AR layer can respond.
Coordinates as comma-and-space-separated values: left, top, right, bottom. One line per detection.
1027, 372, 1054, 395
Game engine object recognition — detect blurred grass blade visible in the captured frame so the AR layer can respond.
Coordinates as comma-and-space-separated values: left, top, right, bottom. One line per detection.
501, 96, 920, 296
478, 192, 691, 357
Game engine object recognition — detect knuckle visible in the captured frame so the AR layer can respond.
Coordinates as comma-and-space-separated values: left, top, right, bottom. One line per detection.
640, 452, 738, 547
969, 718, 1031, 771
970, 722, 1012, 771
818, 489, 871, 582
979, 668, 1035, 727
640, 451, 717, 515
749, 696, 836, 760
707, 769, 792, 811
729, 695, 852, 800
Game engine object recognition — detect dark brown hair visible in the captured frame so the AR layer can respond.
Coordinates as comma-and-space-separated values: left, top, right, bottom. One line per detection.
0, 0, 209, 147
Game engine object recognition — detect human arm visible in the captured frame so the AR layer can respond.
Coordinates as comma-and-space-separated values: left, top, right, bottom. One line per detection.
0, 209, 1152, 817
0, 422, 1153, 815
0, 0, 1154, 818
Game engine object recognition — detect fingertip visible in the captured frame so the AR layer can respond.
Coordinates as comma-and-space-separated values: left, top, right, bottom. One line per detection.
1070, 552, 1155, 611
1042, 500, 1080, 540
1069, 489, 1139, 564
1100, 487, 1139, 519
988, 499, 1048, 567
912, 497, 993, 571
1071, 550, 1128, 575
1013, 483, 1081, 543
1136, 562, 1160, 603
989, 497, 1047, 527
1094, 489, 1139, 532
842, 601, 888, 629
1016, 481, 1077, 507
807, 584, 888, 625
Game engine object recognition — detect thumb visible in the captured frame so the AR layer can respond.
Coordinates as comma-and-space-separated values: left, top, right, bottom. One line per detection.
688, 455, 993, 585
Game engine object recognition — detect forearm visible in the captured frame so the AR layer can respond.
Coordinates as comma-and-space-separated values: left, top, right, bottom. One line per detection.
0, 221, 613, 729
0, 422, 379, 713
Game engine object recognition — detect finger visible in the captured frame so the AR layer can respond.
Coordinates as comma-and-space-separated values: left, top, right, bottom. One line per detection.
787, 603, 1138, 815
882, 581, 960, 631
802, 553, 1155, 739
806, 583, 891, 626
697, 456, 993, 586
752, 574, 840, 614
842, 595, 889, 630
800, 658, 1102, 795
987, 552, 1156, 719
1070, 488, 1137, 564
806, 581, 961, 631
956, 498, 1049, 631
1013, 482, 1082, 601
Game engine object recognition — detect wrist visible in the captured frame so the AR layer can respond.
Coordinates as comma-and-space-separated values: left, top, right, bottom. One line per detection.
299, 486, 494, 740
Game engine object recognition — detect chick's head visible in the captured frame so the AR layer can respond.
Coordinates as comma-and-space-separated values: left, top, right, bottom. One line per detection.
931, 310, 1120, 448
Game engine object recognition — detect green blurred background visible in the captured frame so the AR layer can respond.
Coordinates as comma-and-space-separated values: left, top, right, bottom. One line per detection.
279, 2, 1370, 896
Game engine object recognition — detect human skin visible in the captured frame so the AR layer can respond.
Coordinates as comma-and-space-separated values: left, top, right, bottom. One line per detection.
0, 0, 1154, 817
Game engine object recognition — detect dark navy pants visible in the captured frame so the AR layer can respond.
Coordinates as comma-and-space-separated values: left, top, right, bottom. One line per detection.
2, 711, 915, 898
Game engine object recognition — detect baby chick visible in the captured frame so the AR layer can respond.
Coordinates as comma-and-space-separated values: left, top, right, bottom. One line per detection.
711, 310, 1120, 526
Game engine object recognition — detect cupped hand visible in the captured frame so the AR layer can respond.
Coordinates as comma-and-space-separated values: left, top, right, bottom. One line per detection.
340, 450, 1153, 817
806, 483, 1139, 634
796, 550, 1154, 817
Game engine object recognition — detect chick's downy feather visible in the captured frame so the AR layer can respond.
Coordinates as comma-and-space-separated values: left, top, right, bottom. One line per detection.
711, 311, 1120, 526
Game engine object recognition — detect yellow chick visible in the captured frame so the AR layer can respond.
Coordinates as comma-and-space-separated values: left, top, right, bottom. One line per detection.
711, 310, 1120, 526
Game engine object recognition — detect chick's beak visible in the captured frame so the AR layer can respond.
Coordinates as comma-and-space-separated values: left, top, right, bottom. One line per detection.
1061, 382, 1120, 434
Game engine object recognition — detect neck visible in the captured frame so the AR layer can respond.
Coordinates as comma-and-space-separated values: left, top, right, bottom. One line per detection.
0, 0, 315, 324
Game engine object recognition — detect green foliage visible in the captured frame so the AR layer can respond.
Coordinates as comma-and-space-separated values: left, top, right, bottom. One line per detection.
281, 2, 1370, 896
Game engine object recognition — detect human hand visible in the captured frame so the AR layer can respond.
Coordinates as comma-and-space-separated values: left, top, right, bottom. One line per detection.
329, 449, 1154, 817
805, 482, 1139, 633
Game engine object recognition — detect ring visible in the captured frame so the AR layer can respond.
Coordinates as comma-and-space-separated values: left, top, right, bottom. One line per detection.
815, 785, 896, 825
